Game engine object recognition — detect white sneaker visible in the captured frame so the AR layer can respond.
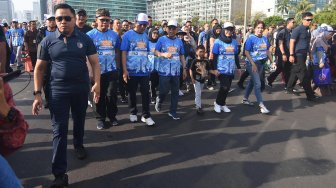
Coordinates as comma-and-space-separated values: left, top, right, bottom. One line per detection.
130, 114, 138, 122
259, 104, 270, 114
141, 116, 155, 126
221, 105, 231, 113
214, 102, 221, 113
179, 90, 184, 96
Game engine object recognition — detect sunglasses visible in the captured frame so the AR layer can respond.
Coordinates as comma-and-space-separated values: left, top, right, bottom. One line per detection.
47, 18, 55, 21
56, 16, 72, 22
168, 26, 177, 30
304, 19, 313, 22
99, 19, 110, 23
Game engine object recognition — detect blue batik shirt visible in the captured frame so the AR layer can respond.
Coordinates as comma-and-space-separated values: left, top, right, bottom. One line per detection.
9, 28, 24, 46
212, 38, 238, 75
87, 29, 120, 74
149, 41, 159, 72
155, 36, 185, 76
244, 34, 270, 63
120, 30, 151, 76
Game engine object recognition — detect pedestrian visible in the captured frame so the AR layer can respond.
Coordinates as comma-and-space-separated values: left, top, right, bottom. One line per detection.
75, 9, 92, 33
121, 13, 155, 126
91, 20, 97, 28
242, 20, 274, 114
0, 24, 10, 73
24, 20, 38, 70
148, 28, 160, 103
212, 22, 241, 113
9, 19, 25, 68
286, 12, 317, 101
32, 3, 101, 187
122, 20, 130, 33
189, 45, 213, 114
87, 8, 120, 129
267, 18, 296, 89
154, 19, 187, 120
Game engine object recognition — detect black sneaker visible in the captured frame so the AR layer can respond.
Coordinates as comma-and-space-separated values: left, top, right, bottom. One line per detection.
196, 108, 204, 115
237, 82, 245, 89
266, 79, 273, 88
110, 117, 119, 126
50, 174, 69, 188
97, 121, 105, 130
307, 95, 319, 102
286, 90, 300, 96
44, 102, 49, 109
150, 97, 156, 104
121, 97, 128, 103
74, 146, 87, 160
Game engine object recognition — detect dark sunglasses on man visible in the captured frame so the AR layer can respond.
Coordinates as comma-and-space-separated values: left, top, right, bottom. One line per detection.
56, 16, 72, 22
99, 19, 110, 23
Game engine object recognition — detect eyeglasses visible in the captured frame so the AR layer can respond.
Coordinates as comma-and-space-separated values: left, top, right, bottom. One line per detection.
56, 16, 72, 22
304, 19, 313, 22
99, 19, 110, 23
168, 26, 177, 30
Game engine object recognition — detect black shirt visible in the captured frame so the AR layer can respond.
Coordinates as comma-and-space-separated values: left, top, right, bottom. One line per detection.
190, 59, 211, 83
276, 28, 291, 56
37, 29, 97, 93
291, 25, 311, 54
75, 25, 92, 34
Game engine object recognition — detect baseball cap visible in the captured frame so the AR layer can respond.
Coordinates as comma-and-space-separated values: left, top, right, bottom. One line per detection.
136, 13, 148, 25
223, 22, 234, 29
46, 15, 55, 20
168, 19, 178, 27
326, 25, 335, 32
77, 9, 87, 16
12, 18, 18, 23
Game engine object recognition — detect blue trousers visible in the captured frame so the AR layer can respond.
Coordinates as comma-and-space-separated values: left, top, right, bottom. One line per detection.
0, 155, 23, 188
49, 90, 88, 176
158, 76, 180, 114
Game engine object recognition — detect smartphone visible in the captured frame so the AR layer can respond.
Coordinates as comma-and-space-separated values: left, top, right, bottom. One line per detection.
1, 70, 22, 83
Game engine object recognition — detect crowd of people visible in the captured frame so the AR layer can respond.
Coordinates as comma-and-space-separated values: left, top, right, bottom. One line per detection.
0, 3, 335, 187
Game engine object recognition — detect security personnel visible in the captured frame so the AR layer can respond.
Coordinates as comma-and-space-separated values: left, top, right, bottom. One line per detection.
32, 3, 100, 187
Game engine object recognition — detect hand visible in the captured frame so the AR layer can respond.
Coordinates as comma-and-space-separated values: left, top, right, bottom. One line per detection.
91, 82, 100, 104
289, 56, 295, 64
252, 64, 257, 73
213, 70, 220, 77
282, 55, 287, 62
319, 63, 325, 68
164, 53, 173, 59
191, 79, 196, 84
123, 70, 130, 83
183, 69, 187, 80
32, 95, 43, 115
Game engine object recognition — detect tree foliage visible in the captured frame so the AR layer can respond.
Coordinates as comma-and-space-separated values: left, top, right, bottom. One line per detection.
251, 11, 267, 24
276, 0, 291, 17
263, 16, 285, 27
292, 0, 315, 22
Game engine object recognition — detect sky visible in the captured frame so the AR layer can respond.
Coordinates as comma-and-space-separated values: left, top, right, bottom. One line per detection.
12, 0, 34, 11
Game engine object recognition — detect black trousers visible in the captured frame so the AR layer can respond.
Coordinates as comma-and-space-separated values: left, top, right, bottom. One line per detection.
118, 67, 128, 98
93, 71, 118, 121
150, 72, 159, 98
216, 74, 233, 106
286, 54, 315, 98
127, 76, 151, 118
29, 51, 37, 69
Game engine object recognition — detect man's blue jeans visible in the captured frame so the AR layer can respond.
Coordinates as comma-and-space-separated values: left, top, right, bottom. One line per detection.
158, 76, 180, 114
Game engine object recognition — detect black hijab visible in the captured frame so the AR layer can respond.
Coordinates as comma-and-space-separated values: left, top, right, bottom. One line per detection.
219, 28, 233, 44
148, 28, 159, 43
211, 24, 222, 39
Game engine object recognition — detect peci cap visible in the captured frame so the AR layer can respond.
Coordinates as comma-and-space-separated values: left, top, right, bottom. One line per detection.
136, 13, 149, 25
77, 9, 87, 16
168, 19, 178, 27
176, 30, 186, 35
223, 22, 234, 29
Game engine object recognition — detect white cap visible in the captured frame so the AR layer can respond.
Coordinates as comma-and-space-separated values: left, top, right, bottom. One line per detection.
136, 13, 148, 25
223, 22, 234, 29
12, 18, 18, 22
46, 15, 55, 20
168, 19, 178, 27
326, 25, 335, 32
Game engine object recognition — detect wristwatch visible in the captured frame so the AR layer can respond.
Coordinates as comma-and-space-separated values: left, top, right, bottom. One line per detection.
6, 107, 17, 122
33, 90, 42, 96
290, 54, 294, 56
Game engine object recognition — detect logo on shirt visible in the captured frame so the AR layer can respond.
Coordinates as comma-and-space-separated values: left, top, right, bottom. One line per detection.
168, 46, 177, 53
137, 41, 146, 49
77, 41, 83, 49
225, 46, 235, 53
101, 40, 113, 47
259, 43, 267, 49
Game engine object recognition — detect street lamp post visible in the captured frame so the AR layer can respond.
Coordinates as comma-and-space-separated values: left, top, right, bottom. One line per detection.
243, 0, 248, 42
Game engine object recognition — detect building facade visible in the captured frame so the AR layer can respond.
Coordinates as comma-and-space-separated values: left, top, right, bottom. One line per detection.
49, 0, 147, 22
0, 0, 14, 23
147, 0, 252, 24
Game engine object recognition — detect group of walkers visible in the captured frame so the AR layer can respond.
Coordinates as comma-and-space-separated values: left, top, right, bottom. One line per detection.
0, 2, 335, 187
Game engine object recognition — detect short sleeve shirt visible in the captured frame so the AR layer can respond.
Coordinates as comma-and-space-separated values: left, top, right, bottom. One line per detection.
190, 59, 210, 83
37, 29, 97, 93
155, 36, 185, 76
212, 38, 238, 75
9, 28, 25, 46
244, 34, 270, 62
291, 25, 311, 54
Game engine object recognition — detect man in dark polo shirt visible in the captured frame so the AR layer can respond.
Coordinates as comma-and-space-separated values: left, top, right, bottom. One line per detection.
75, 9, 92, 33
286, 12, 316, 101
32, 3, 100, 187
24, 20, 38, 69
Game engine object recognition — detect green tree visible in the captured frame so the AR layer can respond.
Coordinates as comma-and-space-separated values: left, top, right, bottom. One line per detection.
251, 11, 267, 24
232, 13, 244, 25
276, 0, 291, 18
191, 16, 200, 26
292, 0, 315, 22
264, 16, 285, 27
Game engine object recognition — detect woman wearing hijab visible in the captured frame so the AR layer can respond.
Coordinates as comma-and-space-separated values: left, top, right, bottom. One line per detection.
242, 20, 274, 114
148, 28, 160, 103
207, 24, 222, 89
211, 22, 240, 113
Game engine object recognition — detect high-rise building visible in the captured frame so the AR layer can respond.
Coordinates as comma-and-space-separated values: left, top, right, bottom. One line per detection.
50, 0, 147, 22
0, 0, 14, 23
147, 0, 252, 24
33, 1, 40, 21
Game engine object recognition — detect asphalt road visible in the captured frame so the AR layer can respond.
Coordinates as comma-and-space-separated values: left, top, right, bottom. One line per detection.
5, 71, 336, 188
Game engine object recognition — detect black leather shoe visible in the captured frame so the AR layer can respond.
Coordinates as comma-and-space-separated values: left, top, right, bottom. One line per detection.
74, 146, 87, 160
50, 174, 68, 188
